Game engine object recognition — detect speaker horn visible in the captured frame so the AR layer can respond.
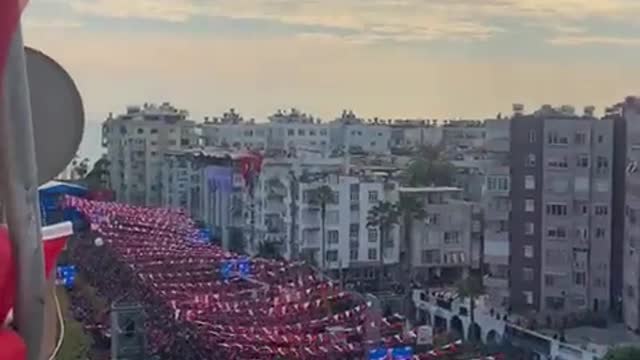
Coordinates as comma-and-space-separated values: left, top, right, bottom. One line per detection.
25, 46, 85, 185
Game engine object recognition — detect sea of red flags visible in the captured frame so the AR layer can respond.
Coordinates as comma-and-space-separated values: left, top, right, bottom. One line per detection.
64, 195, 506, 360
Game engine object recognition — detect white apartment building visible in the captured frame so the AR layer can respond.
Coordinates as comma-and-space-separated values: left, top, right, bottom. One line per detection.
201, 109, 269, 151
401, 187, 481, 285
254, 158, 400, 282
329, 110, 392, 155
102, 103, 198, 206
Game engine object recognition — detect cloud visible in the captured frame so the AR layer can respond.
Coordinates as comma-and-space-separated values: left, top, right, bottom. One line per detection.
46, 0, 640, 46
549, 35, 640, 46
24, 18, 84, 29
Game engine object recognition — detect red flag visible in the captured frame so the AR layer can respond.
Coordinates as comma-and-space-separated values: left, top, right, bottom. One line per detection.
0, 0, 28, 78
0, 221, 73, 326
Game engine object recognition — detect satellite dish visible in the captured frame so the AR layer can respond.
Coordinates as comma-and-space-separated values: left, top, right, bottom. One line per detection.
25, 47, 85, 185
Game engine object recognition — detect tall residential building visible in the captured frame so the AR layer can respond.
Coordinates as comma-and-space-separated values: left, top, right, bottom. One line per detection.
401, 187, 481, 285
509, 105, 613, 316
480, 119, 511, 307
102, 103, 198, 206
610, 96, 640, 332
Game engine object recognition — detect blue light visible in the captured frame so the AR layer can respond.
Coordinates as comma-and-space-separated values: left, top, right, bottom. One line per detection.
392, 346, 413, 360
237, 258, 251, 278
368, 347, 388, 360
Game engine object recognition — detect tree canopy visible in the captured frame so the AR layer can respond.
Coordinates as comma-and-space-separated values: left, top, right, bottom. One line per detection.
605, 346, 640, 360
401, 146, 456, 187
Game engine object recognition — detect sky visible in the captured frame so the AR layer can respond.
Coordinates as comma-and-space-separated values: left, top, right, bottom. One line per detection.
20, 0, 640, 159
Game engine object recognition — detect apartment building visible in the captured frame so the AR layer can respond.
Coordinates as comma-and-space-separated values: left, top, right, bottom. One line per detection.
298, 173, 400, 281
101, 103, 198, 206
329, 110, 392, 155
401, 187, 481, 285
389, 119, 442, 152
200, 109, 269, 151
610, 96, 640, 332
481, 119, 512, 307
509, 105, 613, 316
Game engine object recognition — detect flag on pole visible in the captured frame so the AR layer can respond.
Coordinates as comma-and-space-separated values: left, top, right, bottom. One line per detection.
0, 0, 29, 80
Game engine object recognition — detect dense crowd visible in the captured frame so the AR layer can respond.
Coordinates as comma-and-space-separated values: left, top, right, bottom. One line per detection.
63, 196, 507, 360
63, 196, 414, 359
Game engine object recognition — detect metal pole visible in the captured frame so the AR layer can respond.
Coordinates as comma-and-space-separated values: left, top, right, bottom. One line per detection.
0, 24, 46, 360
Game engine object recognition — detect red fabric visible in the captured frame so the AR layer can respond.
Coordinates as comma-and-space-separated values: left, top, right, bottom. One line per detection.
0, 329, 26, 360
0, 224, 69, 326
0, 0, 28, 78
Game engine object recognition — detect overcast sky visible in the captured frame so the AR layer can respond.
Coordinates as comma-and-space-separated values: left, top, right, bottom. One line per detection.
21, 0, 640, 158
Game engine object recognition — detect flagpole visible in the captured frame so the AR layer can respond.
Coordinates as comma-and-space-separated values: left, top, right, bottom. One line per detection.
0, 23, 46, 360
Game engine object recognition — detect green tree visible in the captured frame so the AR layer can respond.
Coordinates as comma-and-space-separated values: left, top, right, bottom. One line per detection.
398, 195, 425, 303
402, 146, 455, 187
83, 156, 111, 191
456, 273, 485, 343
310, 185, 336, 270
605, 346, 640, 360
367, 201, 400, 290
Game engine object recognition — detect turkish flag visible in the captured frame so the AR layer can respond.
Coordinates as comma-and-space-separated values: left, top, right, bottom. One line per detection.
0, 221, 73, 326
0, 0, 28, 80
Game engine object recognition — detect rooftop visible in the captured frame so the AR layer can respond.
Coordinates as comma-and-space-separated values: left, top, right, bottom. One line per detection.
398, 186, 462, 193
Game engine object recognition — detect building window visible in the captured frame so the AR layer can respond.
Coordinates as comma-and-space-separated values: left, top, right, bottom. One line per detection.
574, 272, 586, 286
368, 228, 378, 243
298, 129, 306, 136
526, 154, 536, 167
577, 155, 590, 168
328, 230, 339, 244
547, 227, 567, 238
596, 156, 609, 171
598, 134, 604, 143
523, 267, 534, 281
528, 130, 536, 143
525, 222, 534, 235
421, 250, 441, 264
595, 228, 606, 238
443, 231, 460, 244
547, 156, 568, 168
150, 128, 158, 134
547, 131, 568, 145
524, 291, 534, 305
320, 129, 328, 136
574, 132, 587, 145
137, 128, 144, 134
487, 176, 510, 191
368, 248, 377, 261
368, 190, 379, 202
349, 224, 359, 238
546, 203, 568, 216
349, 248, 358, 261
544, 274, 556, 287
524, 245, 534, 259
595, 205, 608, 216
326, 250, 338, 262
525, 199, 535, 212
525, 175, 535, 190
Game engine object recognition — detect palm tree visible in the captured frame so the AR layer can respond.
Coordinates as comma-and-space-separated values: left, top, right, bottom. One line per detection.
288, 171, 299, 260
367, 201, 400, 290
456, 273, 485, 343
310, 185, 335, 270
398, 195, 425, 300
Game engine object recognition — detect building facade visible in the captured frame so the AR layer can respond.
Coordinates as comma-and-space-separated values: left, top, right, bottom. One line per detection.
402, 187, 481, 285
509, 105, 613, 316
102, 103, 198, 206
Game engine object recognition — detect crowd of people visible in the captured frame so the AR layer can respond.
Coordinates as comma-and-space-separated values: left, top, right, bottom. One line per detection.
62, 196, 506, 360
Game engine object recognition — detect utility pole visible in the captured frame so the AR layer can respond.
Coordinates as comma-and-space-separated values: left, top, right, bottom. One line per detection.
0, 25, 46, 360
